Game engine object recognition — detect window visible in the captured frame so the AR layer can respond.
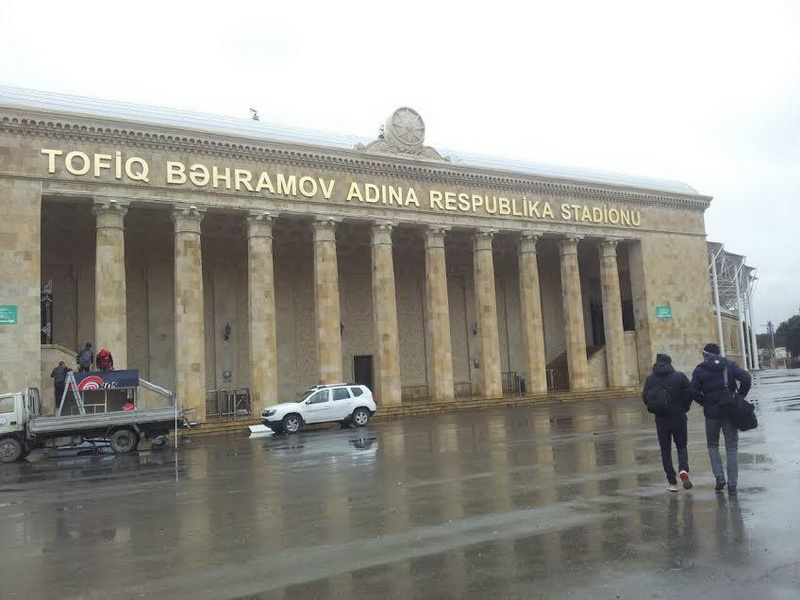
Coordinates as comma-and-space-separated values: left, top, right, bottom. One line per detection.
350, 387, 364, 397
0, 395, 15, 414
332, 388, 351, 401
306, 390, 329, 404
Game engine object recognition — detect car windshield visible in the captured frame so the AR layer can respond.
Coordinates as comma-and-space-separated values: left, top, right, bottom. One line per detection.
290, 390, 315, 404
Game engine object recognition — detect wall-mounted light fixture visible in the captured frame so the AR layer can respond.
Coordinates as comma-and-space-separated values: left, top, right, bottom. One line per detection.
223, 322, 232, 341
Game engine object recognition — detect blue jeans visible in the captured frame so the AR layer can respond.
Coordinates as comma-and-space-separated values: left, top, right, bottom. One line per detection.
705, 416, 739, 488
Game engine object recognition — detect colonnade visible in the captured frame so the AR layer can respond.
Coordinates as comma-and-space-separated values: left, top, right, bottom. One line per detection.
90, 200, 629, 421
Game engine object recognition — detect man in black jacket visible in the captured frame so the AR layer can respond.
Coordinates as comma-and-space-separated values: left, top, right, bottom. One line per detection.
691, 342, 752, 495
50, 361, 71, 415
642, 353, 693, 492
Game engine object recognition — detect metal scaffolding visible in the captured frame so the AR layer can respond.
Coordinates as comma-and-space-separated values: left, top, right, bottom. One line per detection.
708, 242, 758, 369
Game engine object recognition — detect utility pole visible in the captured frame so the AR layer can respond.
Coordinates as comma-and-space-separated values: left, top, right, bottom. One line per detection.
767, 321, 776, 354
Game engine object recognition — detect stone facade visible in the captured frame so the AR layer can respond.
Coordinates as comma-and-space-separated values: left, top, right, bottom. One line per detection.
0, 93, 717, 420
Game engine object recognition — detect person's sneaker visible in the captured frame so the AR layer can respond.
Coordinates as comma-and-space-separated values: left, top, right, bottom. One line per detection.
715, 480, 727, 493
728, 486, 737, 495
668, 483, 679, 492
679, 470, 693, 490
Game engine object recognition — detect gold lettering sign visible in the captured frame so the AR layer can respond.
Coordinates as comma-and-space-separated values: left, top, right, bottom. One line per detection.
40, 148, 642, 227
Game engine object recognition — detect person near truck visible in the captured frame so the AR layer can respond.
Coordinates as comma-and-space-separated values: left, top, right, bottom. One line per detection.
641, 353, 694, 492
50, 360, 71, 414
691, 342, 752, 495
76, 342, 94, 372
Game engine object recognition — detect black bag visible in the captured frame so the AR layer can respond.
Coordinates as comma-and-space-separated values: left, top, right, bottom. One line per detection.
720, 367, 758, 431
644, 384, 671, 415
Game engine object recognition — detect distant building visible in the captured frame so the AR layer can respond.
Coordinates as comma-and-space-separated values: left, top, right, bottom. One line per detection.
707, 243, 758, 369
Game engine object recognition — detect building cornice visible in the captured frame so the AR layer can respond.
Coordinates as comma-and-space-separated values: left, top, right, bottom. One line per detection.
0, 110, 713, 212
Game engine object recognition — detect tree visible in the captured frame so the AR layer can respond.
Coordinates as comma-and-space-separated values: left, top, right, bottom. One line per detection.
776, 314, 800, 358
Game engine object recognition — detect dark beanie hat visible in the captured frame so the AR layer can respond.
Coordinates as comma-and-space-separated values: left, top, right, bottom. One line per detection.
702, 343, 720, 355
656, 353, 672, 364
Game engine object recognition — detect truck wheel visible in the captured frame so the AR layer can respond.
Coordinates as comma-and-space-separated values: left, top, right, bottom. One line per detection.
109, 428, 139, 454
0, 437, 23, 463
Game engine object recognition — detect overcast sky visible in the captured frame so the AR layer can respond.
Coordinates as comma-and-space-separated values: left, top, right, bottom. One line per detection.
2, 0, 798, 332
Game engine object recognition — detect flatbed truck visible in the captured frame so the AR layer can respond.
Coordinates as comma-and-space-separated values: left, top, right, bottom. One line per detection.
0, 382, 185, 463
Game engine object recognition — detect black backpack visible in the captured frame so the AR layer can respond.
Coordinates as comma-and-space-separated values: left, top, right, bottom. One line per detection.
644, 384, 671, 415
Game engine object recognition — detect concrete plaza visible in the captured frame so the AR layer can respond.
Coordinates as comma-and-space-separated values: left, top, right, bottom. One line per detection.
1, 370, 798, 599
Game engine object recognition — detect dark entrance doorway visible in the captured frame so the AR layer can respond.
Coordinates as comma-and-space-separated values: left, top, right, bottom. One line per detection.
589, 301, 605, 347
353, 355, 374, 391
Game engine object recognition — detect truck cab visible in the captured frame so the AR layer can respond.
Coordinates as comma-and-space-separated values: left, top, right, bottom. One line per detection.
0, 388, 40, 462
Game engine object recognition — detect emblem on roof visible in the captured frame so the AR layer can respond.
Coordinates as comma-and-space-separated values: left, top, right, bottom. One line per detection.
356, 107, 447, 161
387, 107, 425, 147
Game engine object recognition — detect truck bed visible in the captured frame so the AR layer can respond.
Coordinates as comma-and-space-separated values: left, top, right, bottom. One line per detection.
28, 407, 181, 435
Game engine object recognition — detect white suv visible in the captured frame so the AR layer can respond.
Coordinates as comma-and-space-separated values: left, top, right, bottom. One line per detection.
261, 384, 377, 434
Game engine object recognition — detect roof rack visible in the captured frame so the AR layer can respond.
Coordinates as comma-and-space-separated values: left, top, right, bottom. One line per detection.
308, 382, 352, 390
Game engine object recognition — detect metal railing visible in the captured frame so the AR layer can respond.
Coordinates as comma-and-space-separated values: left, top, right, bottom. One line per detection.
205, 388, 252, 420
546, 367, 569, 391
501, 371, 522, 395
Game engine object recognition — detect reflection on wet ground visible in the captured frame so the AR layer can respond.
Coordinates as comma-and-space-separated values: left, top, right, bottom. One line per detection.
1, 370, 799, 598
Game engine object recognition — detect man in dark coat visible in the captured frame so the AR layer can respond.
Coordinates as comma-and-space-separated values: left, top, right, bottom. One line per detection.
691, 342, 752, 495
50, 360, 71, 415
642, 353, 694, 492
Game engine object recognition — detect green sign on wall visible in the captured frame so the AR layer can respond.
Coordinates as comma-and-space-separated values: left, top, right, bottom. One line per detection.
656, 306, 672, 319
0, 305, 18, 324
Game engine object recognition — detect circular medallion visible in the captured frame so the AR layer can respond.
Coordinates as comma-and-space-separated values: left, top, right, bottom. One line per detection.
386, 107, 425, 147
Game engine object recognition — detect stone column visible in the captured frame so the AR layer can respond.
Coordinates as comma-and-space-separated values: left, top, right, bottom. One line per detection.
519, 233, 547, 394
424, 226, 454, 402
247, 212, 277, 409
599, 239, 627, 387
0, 179, 41, 393
172, 206, 206, 422
559, 236, 590, 390
313, 217, 343, 384
371, 222, 401, 406
473, 229, 503, 398
94, 199, 129, 369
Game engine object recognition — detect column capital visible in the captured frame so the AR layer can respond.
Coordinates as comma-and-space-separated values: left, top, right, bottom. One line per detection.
247, 211, 274, 239
312, 216, 340, 242
93, 198, 129, 229
312, 216, 341, 228
171, 205, 205, 234
474, 228, 495, 252
371, 221, 396, 246
519, 231, 540, 254
598, 237, 622, 257
424, 225, 449, 249
558, 235, 583, 256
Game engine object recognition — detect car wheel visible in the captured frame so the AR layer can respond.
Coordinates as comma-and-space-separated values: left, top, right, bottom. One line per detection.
109, 428, 139, 453
282, 414, 301, 434
351, 408, 370, 427
0, 437, 23, 463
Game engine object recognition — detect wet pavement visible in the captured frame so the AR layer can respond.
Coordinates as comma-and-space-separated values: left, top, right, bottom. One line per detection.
2, 370, 799, 599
